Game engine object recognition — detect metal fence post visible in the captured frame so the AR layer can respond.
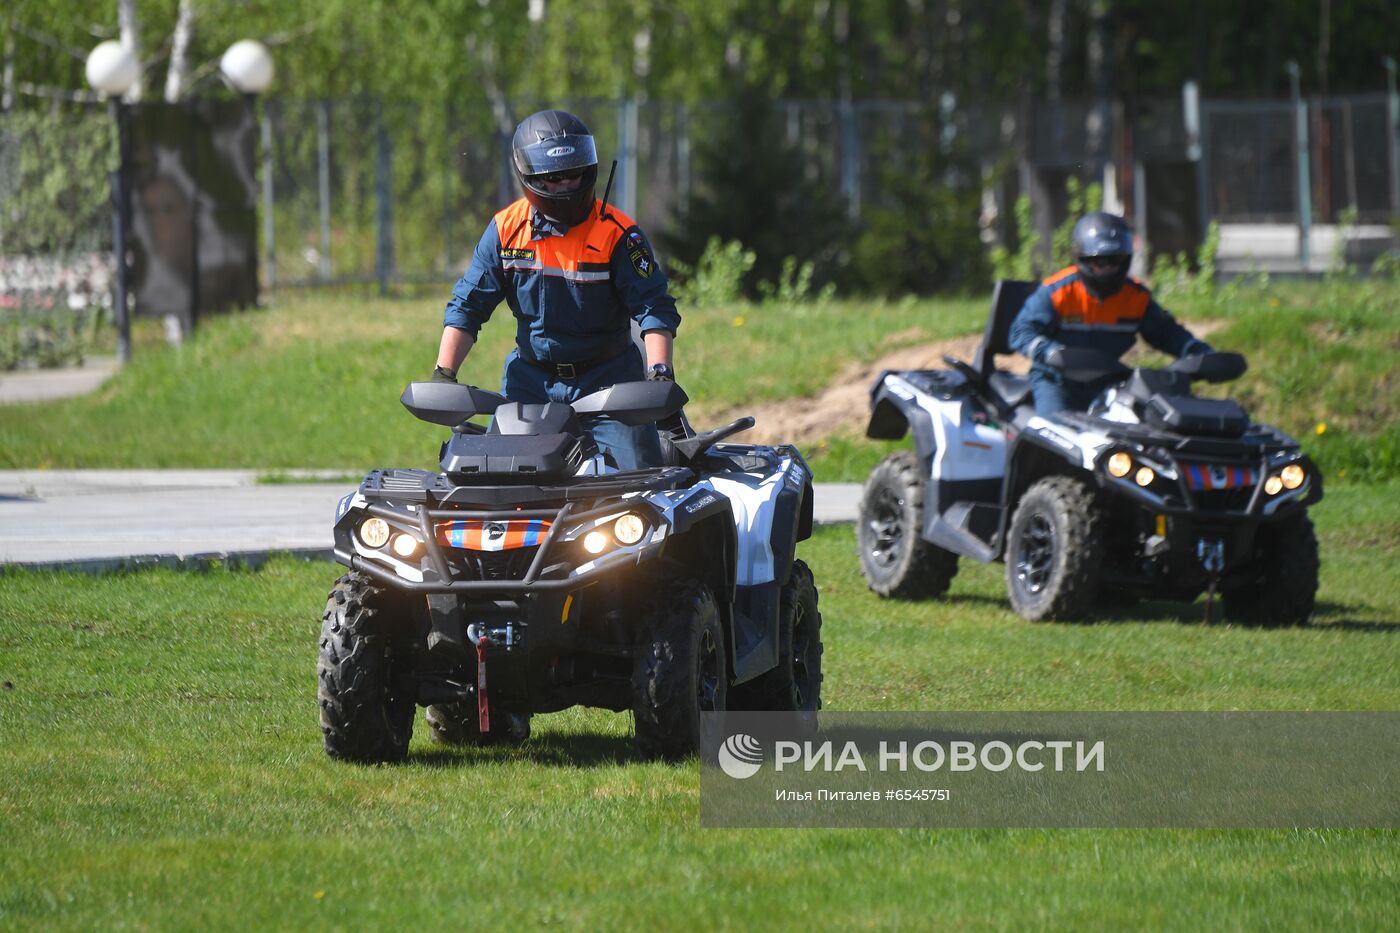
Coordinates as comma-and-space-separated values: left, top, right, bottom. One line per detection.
261, 101, 275, 291
317, 99, 332, 281
1183, 81, 1210, 241
841, 98, 859, 222
442, 100, 454, 274
1385, 57, 1399, 217
108, 99, 132, 363
1288, 62, 1312, 269
676, 103, 691, 217
374, 98, 395, 295
616, 97, 638, 217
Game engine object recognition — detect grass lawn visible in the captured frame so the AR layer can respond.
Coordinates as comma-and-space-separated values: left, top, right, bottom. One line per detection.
2, 277, 1396, 482
2, 483, 1396, 929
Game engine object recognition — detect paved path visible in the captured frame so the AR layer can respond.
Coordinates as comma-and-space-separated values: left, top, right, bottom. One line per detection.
0, 357, 120, 405
0, 470, 861, 571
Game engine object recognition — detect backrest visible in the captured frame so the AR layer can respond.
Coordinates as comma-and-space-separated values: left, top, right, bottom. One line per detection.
976, 279, 1038, 375
490, 401, 583, 438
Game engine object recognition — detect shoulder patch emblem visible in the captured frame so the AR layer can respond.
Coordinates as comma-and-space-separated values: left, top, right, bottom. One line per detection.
629, 248, 654, 278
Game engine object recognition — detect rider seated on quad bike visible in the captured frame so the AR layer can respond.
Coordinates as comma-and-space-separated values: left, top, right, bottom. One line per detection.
1010, 212, 1214, 418
432, 108, 680, 469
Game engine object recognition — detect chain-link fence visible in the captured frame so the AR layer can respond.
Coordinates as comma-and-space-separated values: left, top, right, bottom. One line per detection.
3, 88, 1399, 367
1202, 93, 1399, 225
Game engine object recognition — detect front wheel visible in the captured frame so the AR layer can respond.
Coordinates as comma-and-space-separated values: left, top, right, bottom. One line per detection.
857, 451, 959, 599
1222, 515, 1320, 627
1004, 476, 1104, 622
632, 579, 727, 761
317, 572, 418, 763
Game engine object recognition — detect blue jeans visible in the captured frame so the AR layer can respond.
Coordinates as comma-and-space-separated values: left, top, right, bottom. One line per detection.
500, 346, 663, 471
1029, 368, 1115, 418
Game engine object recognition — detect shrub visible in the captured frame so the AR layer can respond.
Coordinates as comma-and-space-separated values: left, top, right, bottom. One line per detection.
668, 237, 755, 307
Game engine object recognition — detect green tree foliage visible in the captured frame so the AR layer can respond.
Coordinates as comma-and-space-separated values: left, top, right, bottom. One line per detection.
846, 117, 989, 295
0, 110, 114, 253
6, 1, 1390, 117
665, 86, 852, 295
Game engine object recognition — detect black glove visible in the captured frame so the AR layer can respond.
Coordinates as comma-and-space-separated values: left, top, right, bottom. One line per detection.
1031, 338, 1065, 366
431, 365, 458, 384
647, 363, 675, 382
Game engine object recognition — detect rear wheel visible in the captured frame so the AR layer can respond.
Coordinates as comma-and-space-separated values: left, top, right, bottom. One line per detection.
1222, 514, 1319, 627
317, 572, 418, 763
1004, 476, 1104, 622
632, 579, 727, 761
858, 451, 960, 599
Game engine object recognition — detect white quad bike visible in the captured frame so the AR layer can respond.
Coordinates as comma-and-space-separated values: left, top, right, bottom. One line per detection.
857, 280, 1322, 625
320, 379, 822, 763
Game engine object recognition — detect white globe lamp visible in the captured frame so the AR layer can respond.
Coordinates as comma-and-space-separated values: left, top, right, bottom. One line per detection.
220, 40, 275, 94
85, 40, 140, 97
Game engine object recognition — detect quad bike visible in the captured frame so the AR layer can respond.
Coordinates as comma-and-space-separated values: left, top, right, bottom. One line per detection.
319, 379, 822, 763
857, 279, 1322, 625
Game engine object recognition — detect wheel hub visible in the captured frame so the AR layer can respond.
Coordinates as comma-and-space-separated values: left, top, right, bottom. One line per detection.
789, 599, 810, 709
867, 487, 906, 567
1014, 512, 1056, 595
697, 628, 721, 713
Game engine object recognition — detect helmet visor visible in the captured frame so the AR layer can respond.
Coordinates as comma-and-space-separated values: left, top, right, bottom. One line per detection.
513, 134, 597, 177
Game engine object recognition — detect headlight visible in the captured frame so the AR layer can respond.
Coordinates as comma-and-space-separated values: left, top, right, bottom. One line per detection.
1107, 452, 1133, 477
614, 512, 647, 545
390, 533, 420, 558
1280, 464, 1305, 489
358, 517, 390, 548
582, 530, 609, 555
1264, 475, 1284, 495
1135, 466, 1156, 487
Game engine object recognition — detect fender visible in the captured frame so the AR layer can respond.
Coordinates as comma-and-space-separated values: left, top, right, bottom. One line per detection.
664, 488, 737, 610
866, 376, 938, 462
658, 499, 740, 675
994, 428, 1083, 557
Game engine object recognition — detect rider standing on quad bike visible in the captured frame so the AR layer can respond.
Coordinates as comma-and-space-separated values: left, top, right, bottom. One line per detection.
1010, 212, 1214, 417
433, 109, 681, 469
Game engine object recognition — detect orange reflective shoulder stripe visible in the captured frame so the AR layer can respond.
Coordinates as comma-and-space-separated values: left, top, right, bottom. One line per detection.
1043, 266, 1078, 287
1051, 277, 1090, 322
494, 199, 534, 251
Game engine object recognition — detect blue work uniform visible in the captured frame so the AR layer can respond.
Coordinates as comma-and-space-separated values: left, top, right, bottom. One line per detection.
444, 197, 681, 469
1009, 266, 1211, 417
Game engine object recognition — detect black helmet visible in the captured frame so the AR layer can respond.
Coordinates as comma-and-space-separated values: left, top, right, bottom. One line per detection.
511, 109, 599, 227
1072, 212, 1134, 296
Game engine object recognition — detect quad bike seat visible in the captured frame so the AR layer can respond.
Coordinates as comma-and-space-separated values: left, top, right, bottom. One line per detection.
942, 279, 1039, 415
988, 372, 1032, 409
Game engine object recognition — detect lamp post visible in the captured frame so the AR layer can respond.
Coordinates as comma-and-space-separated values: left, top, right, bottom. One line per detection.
220, 40, 275, 294
1287, 60, 1312, 270
85, 40, 140, 363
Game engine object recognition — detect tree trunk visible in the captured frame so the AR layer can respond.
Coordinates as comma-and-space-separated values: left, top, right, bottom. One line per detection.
2, 24, 14, 112
1046, 0, 1067, 103
117, 0, 144, 102
165, 0, 197, 103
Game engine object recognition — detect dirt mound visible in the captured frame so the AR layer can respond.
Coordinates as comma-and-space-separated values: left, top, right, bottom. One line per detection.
698, 335, 1022, 447
704, 320, 1224, 448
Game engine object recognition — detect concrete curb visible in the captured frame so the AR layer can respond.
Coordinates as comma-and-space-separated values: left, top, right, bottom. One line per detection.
2, 548, 336, 575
